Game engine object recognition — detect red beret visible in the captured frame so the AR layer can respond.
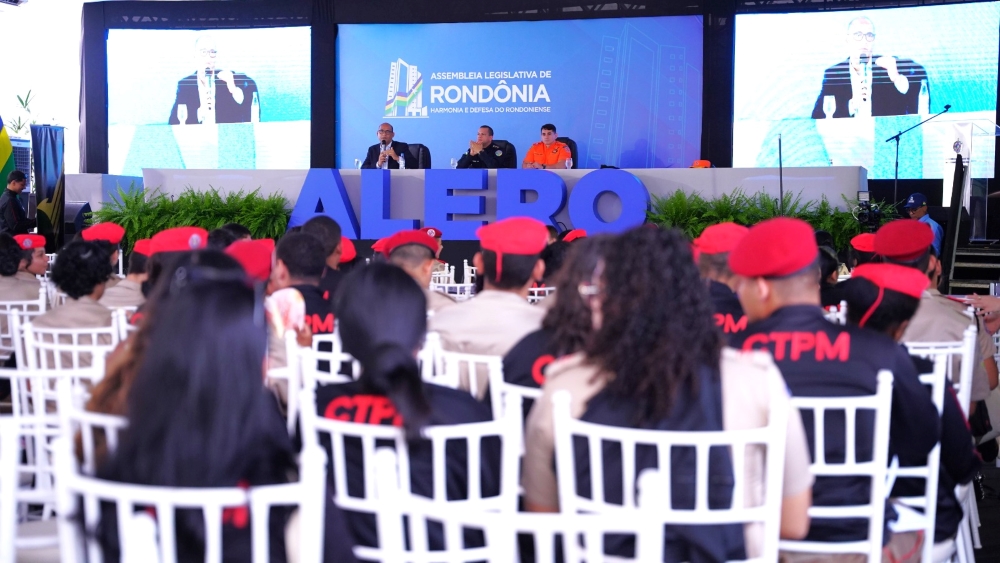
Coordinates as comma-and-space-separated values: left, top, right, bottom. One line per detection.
874, 219, 933, 262
384, 230, 439, 256
226, 239, 275, 283
14, 235, 45, 251
850, 233, 875, 254
132, 239, 152, 257
477, 217, 548, 282
693, 223, 749, 255
150, 227, 209, 255
421, 226, 443, 239
82, 222, 125, 245
728, 218, 818, 278
371, 238, 388, 256
339, 237, 356, 263
562, 229, 587, 243
850, 263, 929, 327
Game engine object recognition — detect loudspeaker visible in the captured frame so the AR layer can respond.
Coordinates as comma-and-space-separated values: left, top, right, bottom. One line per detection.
64, 202, 91, 239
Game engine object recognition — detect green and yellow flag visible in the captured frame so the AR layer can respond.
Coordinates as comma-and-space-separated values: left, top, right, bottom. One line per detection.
0, 115, 14, 184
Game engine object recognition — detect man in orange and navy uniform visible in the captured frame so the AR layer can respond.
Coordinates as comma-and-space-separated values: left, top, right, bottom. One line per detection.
522, 124, 572, 170
693, 222, 749, 343
727, 217, 939, 560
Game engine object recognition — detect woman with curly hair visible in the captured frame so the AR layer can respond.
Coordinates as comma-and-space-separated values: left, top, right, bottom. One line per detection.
33, 240, 113, 332
522, 226, 813, 561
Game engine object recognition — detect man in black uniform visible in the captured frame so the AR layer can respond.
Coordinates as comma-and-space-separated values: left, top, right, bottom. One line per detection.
0, 171, 35, 236
300, 215, 343, 302
270, 232, 334, 336
728, 217, 940, 560
456, 125, 515, 169
693, 222, 749, 344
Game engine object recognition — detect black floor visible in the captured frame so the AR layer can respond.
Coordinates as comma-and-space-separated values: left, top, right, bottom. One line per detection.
974, 464, 1000, 562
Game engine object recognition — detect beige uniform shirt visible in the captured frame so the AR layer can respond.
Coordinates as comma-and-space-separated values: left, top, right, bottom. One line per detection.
98, 279, 145, 309
902, 290, 994, 401
425, 288, 457, 316
14, 271, 42, 291
105, 277, 122, 290
0, 275, 44, 302
429, 290, 545, 396
522, 348, 813, 559
31, 297, 114, 369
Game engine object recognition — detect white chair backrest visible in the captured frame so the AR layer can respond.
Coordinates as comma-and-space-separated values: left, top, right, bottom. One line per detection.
308, 331, 360, 383
54, 438, 326, 563
438, 350, 503, 409
0, 286, 48, 360
463, 259, 477, 285
111, 307, 138, 343
362, 448, 662, 562
417, 331, 445, 383
22, 317, 119, 376
431, 265, 455, 285
778, 370, 894, 559
889, 342, 963, 563
904, 324, 976, 417
0, 417, 19, 563
117, 248, 124, 277
56, 378, 129, 477
823, 300, 847, 325
300, 384, 520, 516
552, 381, 790, 562
527, 286, 556, 305
430, 282, 475, 302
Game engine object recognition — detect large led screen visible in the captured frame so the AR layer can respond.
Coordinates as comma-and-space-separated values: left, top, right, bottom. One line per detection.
337, 17, 703, 169
107, 27, 311, 175
734, 3, 999, 179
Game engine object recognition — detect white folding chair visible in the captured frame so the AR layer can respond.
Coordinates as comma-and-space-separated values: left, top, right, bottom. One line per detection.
54, 437, 327, 563
0, 417, 19, 563
779, 371, 894, 560
430, 282, 475, 302
431, 265, 454, 286
307, 331, 360, 383
55, 377, 129, 477
463, 259, 477, 286
299, 384, 521, 562
0, 286, 48, 362
903, 327, 978, 562
527, 286, 556, 305
437, 350, 503, 409
823, 300, 847, 325
417, 332, 445, 383
111, 307, 138, 343
552, 379, 790, 562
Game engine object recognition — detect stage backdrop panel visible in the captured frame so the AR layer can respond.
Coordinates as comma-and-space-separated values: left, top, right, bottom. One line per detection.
733, 2, 1000, 180
336, 17, 703, 170
107, 27, 311, 176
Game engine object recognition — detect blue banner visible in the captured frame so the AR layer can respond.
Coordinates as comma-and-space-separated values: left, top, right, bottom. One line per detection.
30, 125, 64, 201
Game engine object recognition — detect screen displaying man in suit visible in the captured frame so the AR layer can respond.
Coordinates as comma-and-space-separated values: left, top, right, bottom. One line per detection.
811, 17, 928, 119
361, 123, 409, 169
168, 34, 259, 125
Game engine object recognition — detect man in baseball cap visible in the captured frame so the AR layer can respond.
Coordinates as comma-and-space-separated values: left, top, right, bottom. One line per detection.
728, 217, 939, 555
903, 192, 943, 255
384, 229, 454, 314
429, 217, 548, 398
693, 222, 749, 342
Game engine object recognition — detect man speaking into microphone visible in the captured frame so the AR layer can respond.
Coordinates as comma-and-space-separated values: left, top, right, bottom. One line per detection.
168, 34, 259, 124
361, 123, 410, 169
811, 16, 929, 118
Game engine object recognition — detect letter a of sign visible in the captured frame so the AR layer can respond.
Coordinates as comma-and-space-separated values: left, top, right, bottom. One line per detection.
289, 169, 361, 238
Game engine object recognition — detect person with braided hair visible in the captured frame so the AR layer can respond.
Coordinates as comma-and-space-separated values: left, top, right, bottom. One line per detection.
523, 226, 813, 560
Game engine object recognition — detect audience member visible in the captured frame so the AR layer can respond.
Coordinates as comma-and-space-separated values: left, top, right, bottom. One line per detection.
14, 234, 48, 288
818, 245, 843, 308
523, 226, 813, 559
221, 222, 253, 241
338, 236, 362, 274
0, 233, 43, 300
693, 222, 749, 343
301, 215, 343, 300
36, 240, 113, 330
545, 225, 558, 245
538, 240, 569, 286
849, 232, 876, 269
384, 229, 455, 314
225, 238, 275, 283
728, 217, 939, 559
99, 239, 150, 308
81, 222, 126, 288
207, 227, 239, 250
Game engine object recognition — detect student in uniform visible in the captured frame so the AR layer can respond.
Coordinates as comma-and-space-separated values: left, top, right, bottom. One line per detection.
504, 236, 613, 389
383, 229, 456, 314
270, 233, 333, 336
875, 219, 999, 411
206, 226, 238, 250
99, 239, 150, 309
34, 240, 113, 330
132, 227, 210, 325
420, 226, 449, 275
537, 240, 569, 286
301, 215, 344, 301
818, 245, 844, 308
0, 234, 44, 301
338, 236, 362, 275
225, 238, 275, 284
81, 222, 126, 289
727, 217, 940, 561
429, 217, 547, 397
14, 234, 48, 288
97, 263, 356, 563
843, 263, 980, 557
523, 226, 813, 560
318, 263, 498, 550
693, 222, 749, 344
848, 232, 876, 270
221, 222, 252, 242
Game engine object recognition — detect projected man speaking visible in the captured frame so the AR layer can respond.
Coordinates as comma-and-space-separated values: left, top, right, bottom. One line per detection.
811, 17, 928, 119
168, 34, 259, 125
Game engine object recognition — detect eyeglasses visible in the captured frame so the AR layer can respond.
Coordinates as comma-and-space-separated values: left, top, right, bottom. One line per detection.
377, 129, 393, 134
851, 32, 876, 42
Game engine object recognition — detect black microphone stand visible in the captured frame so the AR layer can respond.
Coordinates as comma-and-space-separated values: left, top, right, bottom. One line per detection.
885, 104, 951, 207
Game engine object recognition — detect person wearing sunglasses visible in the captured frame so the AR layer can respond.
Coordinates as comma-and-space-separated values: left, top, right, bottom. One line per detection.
811, 16, 928, 119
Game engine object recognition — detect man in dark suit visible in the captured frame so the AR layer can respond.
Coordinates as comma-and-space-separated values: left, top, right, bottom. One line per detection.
811, 17, 928, 119
361, 123, 409, 169
456, 125, 516, 169
168, 35, 258, 125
